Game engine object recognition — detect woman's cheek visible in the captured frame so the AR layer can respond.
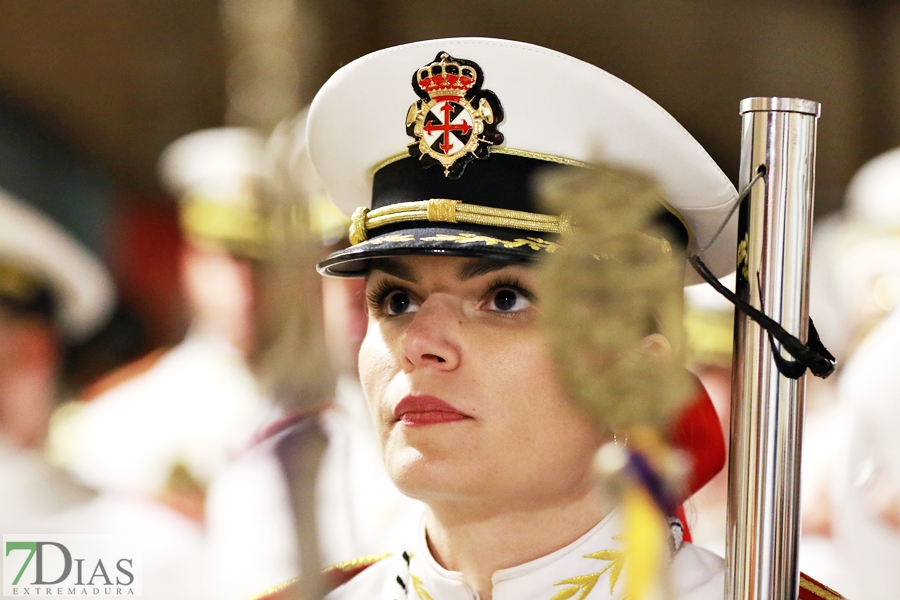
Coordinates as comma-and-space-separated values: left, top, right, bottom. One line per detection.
359, 327, 399, 413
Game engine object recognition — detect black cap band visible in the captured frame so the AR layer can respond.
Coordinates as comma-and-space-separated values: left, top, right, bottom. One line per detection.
372, 154, 689, 248
317, 152, 690, 276
374, 153, 562, 213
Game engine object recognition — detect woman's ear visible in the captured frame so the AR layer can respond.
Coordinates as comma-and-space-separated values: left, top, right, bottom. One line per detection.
640, 333, 672, 358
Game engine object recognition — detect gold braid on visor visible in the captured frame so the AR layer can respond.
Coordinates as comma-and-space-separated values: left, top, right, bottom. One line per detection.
349, 198, 572, 246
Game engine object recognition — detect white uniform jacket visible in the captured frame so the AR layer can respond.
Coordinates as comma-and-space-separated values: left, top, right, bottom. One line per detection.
327, 510, 725, 600
56, 330, 268, 494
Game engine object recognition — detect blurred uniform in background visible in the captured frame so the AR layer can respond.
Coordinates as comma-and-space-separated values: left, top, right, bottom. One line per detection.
203, 111, 423, 600
48, 116, 430, 598
0, 186, 112, 535
0, 96, 115, 533
831, 146, 900, 600
0, 119, 210, 600
54, 128, 271, 517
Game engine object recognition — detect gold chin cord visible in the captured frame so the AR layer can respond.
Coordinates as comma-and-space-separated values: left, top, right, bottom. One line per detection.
726, 97, 822, 600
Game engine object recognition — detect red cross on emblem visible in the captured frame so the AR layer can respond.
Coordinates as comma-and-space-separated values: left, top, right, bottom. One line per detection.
423, 101, 472, 155
407, 51, 504, 178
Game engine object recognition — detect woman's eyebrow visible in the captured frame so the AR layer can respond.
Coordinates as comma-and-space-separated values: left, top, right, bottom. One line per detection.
456, 258, 515, 281
368, 259, 420, 283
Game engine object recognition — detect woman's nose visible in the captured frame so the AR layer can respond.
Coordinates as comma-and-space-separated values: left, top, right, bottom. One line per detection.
400, 295, 461, 372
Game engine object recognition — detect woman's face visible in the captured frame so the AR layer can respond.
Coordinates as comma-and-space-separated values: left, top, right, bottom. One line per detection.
359, 255, 604, 515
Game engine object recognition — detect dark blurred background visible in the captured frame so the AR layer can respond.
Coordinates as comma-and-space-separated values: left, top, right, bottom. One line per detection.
1, 0, 898, 373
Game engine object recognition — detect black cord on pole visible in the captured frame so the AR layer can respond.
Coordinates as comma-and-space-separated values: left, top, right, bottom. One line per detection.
689, 164, 835, 379
688, 254, 835, 379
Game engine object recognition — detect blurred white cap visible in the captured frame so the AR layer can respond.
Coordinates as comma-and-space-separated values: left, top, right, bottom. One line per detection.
159, 127, 268, 257
0, 186, 115, 341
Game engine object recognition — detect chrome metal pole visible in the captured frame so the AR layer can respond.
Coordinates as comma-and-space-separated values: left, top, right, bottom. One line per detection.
726, 97, 820, 600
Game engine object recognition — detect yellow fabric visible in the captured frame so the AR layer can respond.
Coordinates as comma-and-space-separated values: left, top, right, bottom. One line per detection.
623, 485, 668, 600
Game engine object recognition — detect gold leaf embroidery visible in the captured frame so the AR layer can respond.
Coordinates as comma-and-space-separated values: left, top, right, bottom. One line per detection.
419, 233, 559, 252
550, 573, 601, 600
411, 574, 435, 600
551, 545, 627, 600
583, 549, 626, 595
355, 234, 416, 247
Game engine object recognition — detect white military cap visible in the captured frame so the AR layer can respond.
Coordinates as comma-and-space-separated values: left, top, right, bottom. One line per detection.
158, 127, 267, 257
0, 186, 115, 341
306, 37, 738, 279
845, 146, 900, 227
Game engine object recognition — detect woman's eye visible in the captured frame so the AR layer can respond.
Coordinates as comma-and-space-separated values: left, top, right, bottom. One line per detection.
487, 288, 532, 313
385, 290, 419, 315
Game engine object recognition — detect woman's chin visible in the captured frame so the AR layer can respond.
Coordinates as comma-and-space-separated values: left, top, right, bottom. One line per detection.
385, 445, 478, 502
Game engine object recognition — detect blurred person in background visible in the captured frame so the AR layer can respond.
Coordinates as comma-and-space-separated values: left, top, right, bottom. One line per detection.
0, 186, 112, 535
830, 146, 900, 600
203, 111, 423, 599
0, 98, 215, 600
0, 95, 116, 530
54, 128, 271, 519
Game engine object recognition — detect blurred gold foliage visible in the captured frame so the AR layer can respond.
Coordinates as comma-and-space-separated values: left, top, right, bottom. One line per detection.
536, 165, 692, 432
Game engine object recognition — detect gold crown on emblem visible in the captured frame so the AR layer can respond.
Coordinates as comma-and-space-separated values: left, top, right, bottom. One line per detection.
416, 54, 478, 99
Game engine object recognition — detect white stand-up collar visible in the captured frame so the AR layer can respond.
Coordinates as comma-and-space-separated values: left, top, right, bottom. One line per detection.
406, 510, 627, 600
327, 506, 724, 599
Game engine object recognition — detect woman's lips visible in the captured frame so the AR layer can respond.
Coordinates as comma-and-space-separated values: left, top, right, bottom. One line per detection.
393, 395, 470, 427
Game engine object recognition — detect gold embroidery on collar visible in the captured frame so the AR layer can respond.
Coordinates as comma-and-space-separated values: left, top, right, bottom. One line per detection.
551, 573, 601, 600
584, 550, 626, 596
411, 574, 435, 600
550, 547, 626, 600
799, 577, 843, 600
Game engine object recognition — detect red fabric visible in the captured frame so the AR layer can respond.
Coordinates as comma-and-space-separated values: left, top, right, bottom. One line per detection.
667, 372, 727, 543
668, 373, 727, 499
110, 195, 184, 346
799, 572, 845, 600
